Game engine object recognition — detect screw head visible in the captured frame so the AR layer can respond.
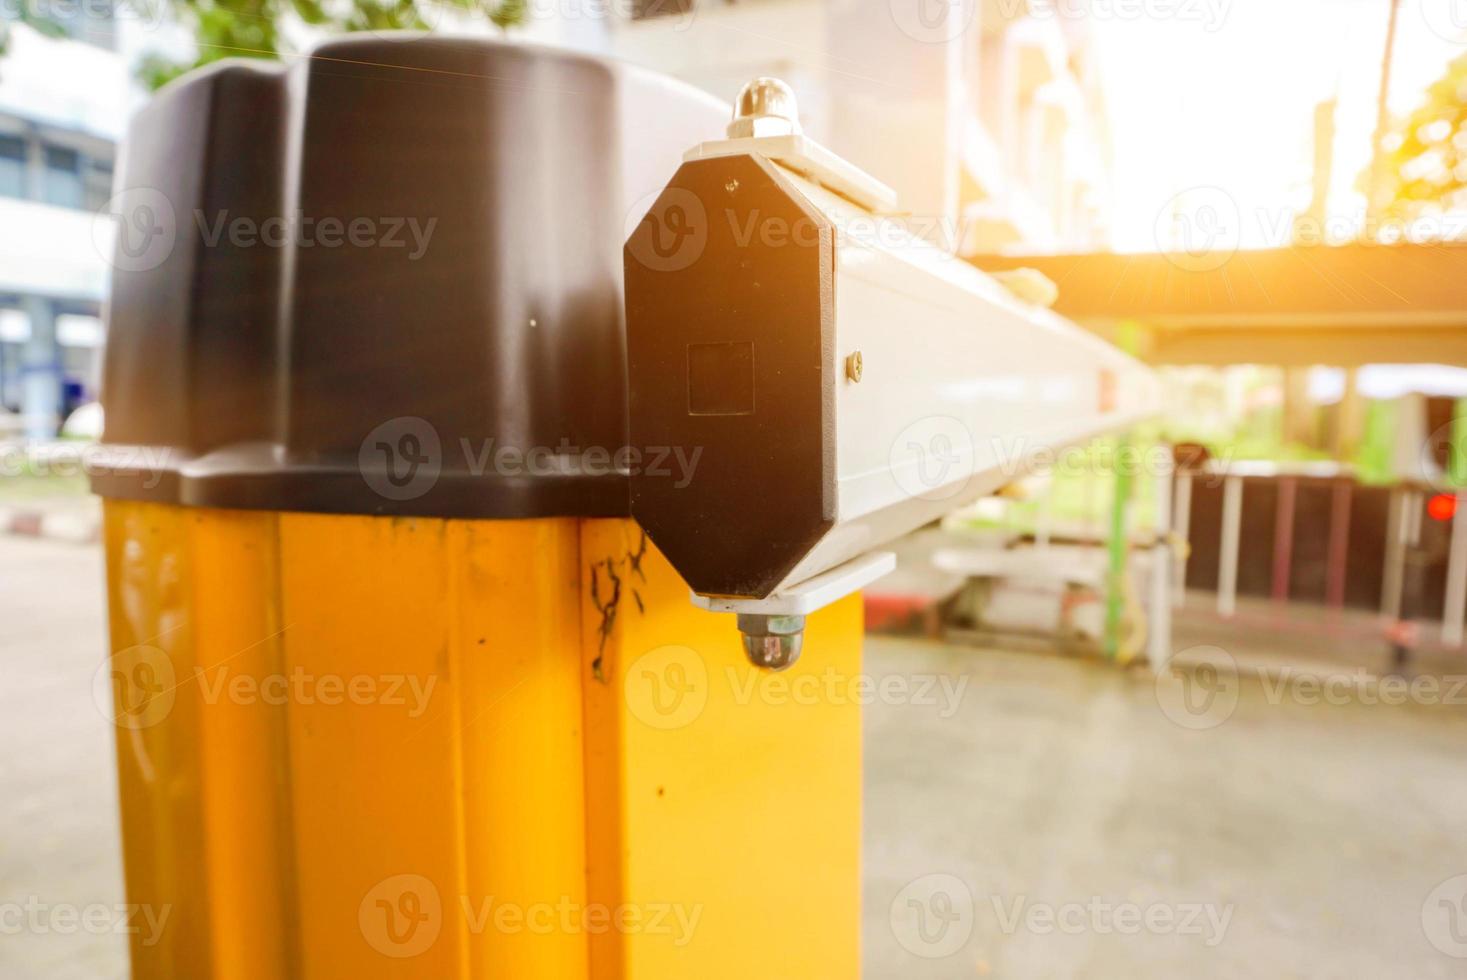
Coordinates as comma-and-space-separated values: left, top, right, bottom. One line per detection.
741, 632, 803, 671
846, 351, 863, 383
728, 77, 802, 139
735, 77, 799, 125
736, 613, 806, 671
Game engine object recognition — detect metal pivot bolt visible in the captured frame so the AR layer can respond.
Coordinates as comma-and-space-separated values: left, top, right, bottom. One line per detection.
728, 77, 802, 140
694, 554, 895, 674
737, 613, 806, 671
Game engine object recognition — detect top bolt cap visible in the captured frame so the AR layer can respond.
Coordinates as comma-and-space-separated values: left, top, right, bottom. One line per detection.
728, 77, 802, 139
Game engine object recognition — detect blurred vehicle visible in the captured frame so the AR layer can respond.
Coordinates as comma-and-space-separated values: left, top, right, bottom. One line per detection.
60, 401, 102, 440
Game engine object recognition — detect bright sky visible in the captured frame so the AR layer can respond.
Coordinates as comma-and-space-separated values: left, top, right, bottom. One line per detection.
1093, 0, 1466, 252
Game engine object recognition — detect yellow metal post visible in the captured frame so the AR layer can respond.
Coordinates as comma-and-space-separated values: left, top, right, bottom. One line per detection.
187, 508, 295, 980
579, 519, 863, 979
103, 501, 213, 978
101, 505, 864, 978
277, 512, 590, 979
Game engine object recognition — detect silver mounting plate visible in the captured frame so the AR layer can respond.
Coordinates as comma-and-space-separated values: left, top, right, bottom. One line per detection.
691, 551, 897, 617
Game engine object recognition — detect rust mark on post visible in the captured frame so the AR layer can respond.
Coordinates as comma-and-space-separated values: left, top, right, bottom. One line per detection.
588, 531, 652, 683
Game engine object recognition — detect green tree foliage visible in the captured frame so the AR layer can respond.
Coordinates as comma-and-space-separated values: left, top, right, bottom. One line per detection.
1372, 52, 1467, 222
486, 0, 525, 32
0, 6, 71, 62
134, 0, 531, 91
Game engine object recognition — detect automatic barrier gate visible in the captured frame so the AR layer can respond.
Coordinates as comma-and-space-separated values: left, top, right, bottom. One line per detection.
92, 37, 1155, 978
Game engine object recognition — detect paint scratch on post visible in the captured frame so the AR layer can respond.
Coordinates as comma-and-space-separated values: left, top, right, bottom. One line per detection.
627, 531, 649, 582
590, 558, 622, 683
588, 531, 653, 683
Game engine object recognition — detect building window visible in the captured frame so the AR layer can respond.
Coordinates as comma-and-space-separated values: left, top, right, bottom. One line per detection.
0, 308, 30, 344
85, 159, 114, 212
0, 135, 24, 200
43, 145, 84, 209
57, 314, 105, 349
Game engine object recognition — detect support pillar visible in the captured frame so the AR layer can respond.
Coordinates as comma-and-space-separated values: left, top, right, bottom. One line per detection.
1218, 474, 1243, 618
1445, 494, 1467, 647
1147, 451, 1174, 672
1171, 471, 1193, 608
20, 294, 61, 440
1382, 487, 1408, 620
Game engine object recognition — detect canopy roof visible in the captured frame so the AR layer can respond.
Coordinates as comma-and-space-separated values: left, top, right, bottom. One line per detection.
974, 244, 1467, 367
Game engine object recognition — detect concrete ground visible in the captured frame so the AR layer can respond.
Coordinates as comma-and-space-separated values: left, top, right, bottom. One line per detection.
862, 637, 1467, 979
0, 535, 126, 978
4, 534, 1467, 978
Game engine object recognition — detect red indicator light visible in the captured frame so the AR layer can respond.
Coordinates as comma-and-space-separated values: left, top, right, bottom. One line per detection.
1428, 494, 1458, 522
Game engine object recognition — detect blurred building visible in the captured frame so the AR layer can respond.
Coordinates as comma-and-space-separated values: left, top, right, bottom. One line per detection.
963, 0, 1112, 253
1, 0, 1115, 437
0, 9, 146, 438
565, 0, 1112, 256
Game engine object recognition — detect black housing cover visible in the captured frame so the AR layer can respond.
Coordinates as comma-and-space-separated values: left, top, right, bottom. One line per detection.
92, 36, 726, 518
624, 154, 836, 598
